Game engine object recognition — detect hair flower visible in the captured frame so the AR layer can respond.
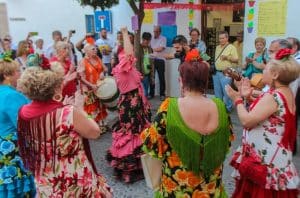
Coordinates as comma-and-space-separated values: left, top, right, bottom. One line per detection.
0, 52, 13, 62
275, 48, 292, 61
26, 54, 50, 70
39, 55, 51, 70
184, 49, 202, 62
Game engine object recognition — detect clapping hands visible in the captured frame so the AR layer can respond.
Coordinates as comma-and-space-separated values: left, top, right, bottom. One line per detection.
226, 78, 254, 101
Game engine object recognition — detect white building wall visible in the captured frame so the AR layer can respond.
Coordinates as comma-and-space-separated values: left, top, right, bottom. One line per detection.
1, 0, 202, 97
1, 0, 201, 48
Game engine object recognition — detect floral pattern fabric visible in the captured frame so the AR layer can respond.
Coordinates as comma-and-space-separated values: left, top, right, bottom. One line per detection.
0, 132, 36, 198
231, 90, 299, 191
33, 105, 112, 197
141, 98, 232, 198
106, 89, 151, 183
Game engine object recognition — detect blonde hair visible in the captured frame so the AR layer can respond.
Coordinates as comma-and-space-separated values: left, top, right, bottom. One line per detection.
18, 66, 63, 101
83, 43, 94, 54
54, 41, 69, 54
0, 60, 19, 83
16, 40, 29, 57
269, 57, 300, 85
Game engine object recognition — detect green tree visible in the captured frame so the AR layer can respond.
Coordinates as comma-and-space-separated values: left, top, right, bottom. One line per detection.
76, 0, 176, 64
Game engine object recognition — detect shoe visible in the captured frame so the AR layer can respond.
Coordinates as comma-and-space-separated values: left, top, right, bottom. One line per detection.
160, 96, 166, 101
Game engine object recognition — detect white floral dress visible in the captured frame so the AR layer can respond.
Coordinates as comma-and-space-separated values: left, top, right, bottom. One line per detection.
231, 90, 299, 190
29, 105, 112, 197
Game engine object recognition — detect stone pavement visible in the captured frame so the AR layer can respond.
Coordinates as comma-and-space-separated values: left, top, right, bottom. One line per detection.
89, 96, 300, 198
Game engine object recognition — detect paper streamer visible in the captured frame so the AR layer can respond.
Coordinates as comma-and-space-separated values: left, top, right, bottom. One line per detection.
188, 0, 194, 31
247, 0, 256, 33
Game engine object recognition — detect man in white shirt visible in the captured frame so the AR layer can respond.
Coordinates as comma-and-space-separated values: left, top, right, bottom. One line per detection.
96, 28, 114, 75
150, 26, 167, 101
45, 30, 62, 59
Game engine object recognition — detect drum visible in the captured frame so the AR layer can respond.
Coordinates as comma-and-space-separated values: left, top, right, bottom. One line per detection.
95, 77, 119, 111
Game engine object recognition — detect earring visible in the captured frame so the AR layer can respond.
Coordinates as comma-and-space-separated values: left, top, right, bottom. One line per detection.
271, 79, 275, 89
53, 94, 63, 102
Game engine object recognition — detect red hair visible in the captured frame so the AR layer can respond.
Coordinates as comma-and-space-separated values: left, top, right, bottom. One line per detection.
179, 60, 209, 93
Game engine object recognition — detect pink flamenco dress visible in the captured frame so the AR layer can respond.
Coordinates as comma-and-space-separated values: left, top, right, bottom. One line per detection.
230, 90, 299, 198
18, 101, 113, 197
106, 49, 151, 183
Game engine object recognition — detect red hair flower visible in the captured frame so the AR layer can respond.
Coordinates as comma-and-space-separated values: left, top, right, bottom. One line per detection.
185, 49, 202, 62
39, 55, 51, 70
275, 48, 292, 61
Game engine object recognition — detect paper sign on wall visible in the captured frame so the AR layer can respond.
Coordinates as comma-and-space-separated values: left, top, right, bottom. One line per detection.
258, 0, 287, 36
158, 11, 176, 26
161, 25, 177, 47
131, 15, 138, 31
143, 10, 153, 24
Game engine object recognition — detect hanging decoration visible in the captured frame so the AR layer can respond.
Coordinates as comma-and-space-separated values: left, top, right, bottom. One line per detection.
144, 2, 244, 11
188, 0, 194, 31
247, 0, 256, 33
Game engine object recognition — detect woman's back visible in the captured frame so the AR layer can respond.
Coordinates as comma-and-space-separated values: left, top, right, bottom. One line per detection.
178, 96, 219, 135
18, 104, 112, 197
141, 98, 232, 197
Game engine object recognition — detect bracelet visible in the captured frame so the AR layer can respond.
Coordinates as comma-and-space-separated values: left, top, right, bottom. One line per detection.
234, 98, 244, 107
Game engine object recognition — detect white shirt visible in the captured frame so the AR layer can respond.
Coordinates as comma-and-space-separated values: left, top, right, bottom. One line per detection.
45, 43, 55, 59
150, 35, 167, 60
95, 37, 114, 64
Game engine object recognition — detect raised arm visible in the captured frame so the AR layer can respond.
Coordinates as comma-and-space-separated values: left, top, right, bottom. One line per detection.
120, 27, 134, 56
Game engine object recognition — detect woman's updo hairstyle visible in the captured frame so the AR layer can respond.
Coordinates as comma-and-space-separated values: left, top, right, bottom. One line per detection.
179, 49, 209, 93
18, 56, 64, 101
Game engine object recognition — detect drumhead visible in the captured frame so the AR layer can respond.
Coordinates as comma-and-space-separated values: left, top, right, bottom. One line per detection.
95, 77, 118, 100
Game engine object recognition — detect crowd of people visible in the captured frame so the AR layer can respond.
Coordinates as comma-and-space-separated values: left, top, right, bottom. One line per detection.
0, 24, 299, 198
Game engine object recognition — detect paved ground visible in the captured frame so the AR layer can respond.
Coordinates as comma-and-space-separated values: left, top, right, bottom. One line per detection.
89, 96, 300, 198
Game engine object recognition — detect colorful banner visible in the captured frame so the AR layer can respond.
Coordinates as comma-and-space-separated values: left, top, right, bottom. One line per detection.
144, 3, 244, 11
143, 9, 153, 24
158, 11, 176, 26
131, 15, 138, 31
188, 0, 194, 31
246, 0, 256, 34
161, 25, 177, 47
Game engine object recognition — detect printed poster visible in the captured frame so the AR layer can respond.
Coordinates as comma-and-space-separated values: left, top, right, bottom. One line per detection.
258, 0, 287, 36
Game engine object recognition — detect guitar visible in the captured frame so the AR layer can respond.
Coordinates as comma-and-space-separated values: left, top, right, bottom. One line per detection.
223, 67, 264, 90
223, 67, 242, 81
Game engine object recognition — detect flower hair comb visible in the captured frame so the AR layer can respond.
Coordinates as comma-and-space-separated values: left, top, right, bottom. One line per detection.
0, 52, 13, 62
184, 49, 203, 62
275, 48, 292, 61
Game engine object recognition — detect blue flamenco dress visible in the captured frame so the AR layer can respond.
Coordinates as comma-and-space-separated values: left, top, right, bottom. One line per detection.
0, 85, 36, 198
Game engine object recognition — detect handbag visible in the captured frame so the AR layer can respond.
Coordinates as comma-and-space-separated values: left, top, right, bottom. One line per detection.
141, 154, 162, 190
210, 63, 217, 75
210, 44, 229, 75
237, 146, 280, 187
